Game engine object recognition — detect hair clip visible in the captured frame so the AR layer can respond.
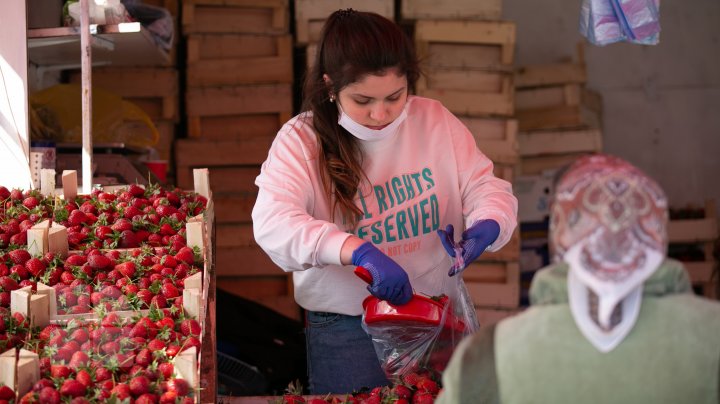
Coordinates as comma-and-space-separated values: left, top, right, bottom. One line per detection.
336, 8, 356, 20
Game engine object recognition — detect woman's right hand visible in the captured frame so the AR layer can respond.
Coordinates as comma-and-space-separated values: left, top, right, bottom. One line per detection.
351, 242, 412, 305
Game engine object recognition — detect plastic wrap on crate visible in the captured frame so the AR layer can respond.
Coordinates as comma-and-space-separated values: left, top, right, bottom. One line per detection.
580, 0, 660, 46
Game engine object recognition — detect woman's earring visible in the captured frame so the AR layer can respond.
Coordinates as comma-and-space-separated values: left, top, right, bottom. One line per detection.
329, 93, 336, 103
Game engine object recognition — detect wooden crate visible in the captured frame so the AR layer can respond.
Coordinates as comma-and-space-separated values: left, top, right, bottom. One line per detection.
175, 138, 274, 168
494, 163, 515, 184
189, 113, 289, 141
463, 261, 520, 309
415, 20, 516, 67
476, 307, 522, 326
177, 166, 260, 193
424, 42, 512, 72
182, 0, 289, 35
294, 0, 394, 45
515, 83, 582, 110
153, 120, 176, 162
401, 0, 501, 21
519, 152, 589, 176
186, 35, 293, 87
515, 61, 587, 89
516, 104, 600, 132
461, 117, 518, 165
668, 200, 718, 299
186, 83, 292, 138
415, 20, 516, 117
479, 229, 521, 262
518, 128, 603, 157
68, 67, 179, 121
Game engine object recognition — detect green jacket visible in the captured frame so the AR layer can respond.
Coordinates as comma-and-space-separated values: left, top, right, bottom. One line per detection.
436, 259, 720, 404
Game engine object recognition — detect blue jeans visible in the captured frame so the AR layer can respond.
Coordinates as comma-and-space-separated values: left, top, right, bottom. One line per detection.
305, 311, 390, 394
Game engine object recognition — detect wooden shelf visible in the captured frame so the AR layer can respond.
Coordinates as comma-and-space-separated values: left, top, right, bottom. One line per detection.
28, 22, 170, 67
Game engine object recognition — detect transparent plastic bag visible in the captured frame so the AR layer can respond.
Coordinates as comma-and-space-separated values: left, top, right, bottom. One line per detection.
580, 0, 660, 46
361, 261, 479, 382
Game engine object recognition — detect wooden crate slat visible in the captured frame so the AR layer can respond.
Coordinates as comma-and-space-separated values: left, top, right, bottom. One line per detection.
518, 128, 603, 157
402, 0, 501, 21
425, 42, 510, 71
684, 262, 716, 284
216, 275, 290, 299
186, 84, 292, 118
177, 166, 261, 193
216, 247, 281, 276
479, 229, 521, 262
520, 152, 589, 176
294, 0, 394, 44
515, 62, 587, 88
418, 88, 514, 117
424, 69, 510, 93
515, 83, 582, 110
175, 138, 273, 167
213, 193, 257, 224
126, 97, 179, 122
188, 113, 289, 140
154, 120, 176, 162
187, 55, 293, 87
415, 20, 516, 65
216, 223, 256, 248
463, 262, 520, 308
68, 67, 178, 97
187, 34, 289, 63
182, 0, 289, 35
462, 118, 518, 165
516, 104, 600, 132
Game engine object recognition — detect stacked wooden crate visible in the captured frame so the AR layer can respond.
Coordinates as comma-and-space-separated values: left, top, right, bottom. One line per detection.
668, 200, 719, 300
68, 67, 179, 168
515, 49, 603, 176
295, 0, 395, 69
177, 0, 299, 320
403, 0, 521, 325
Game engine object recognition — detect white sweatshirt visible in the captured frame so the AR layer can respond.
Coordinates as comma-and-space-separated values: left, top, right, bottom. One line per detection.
252, 96, 518, 315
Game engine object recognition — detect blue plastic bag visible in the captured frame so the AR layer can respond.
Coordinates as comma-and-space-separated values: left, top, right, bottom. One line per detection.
580, 0, 660, 46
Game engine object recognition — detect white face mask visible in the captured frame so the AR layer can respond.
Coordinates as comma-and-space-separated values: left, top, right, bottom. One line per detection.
337, 102, 408, 142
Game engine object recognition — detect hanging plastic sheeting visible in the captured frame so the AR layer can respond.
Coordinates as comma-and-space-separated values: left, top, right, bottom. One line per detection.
580, 0, 660, 46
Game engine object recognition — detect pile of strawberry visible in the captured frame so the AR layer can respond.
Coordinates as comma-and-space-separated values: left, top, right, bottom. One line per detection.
0, 308, 34, 352
0, 187, 54, 249
277, 371, 442, 404
14, 308, 200, 403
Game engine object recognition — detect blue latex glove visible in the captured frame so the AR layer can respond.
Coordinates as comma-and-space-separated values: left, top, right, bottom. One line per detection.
437, 219, 501, 276
351, 242, 413, 305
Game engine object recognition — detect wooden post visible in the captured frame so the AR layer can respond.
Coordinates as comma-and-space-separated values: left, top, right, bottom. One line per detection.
80, 0, 94, 194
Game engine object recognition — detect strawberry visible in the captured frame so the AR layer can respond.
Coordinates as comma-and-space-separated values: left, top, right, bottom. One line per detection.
166, 378, 190, 396
129, 375, 151, 396
159, 391, 179, 404
135, 348, 152, 367
25, 257, 46, 277
174, 247, 195, 265
160, 283, 179, 299
136, 290, 154, 307
95, 367, 112, 382
38, 386, 61, 404
87, 254, 111, 269
415, 378, 439, 395
111, 219, 133, 233
50, 364, 72, 379
0, 233, 10, 248
124, 206, 142, 220
180, 319, 201, 337
157, 362, 174, 379
64, 254, 87, 268
98, 192, 116, 203
7, 249, 31, 265
0, 263, 8, 277
118, 230, 139, 248
75, 369, 93, 387
412, 391, 435, 404
0, 276, 19, 291
128, 184, 145, 197
68, 210, 88, 226
22, 196, 39, 209
392, 385, 412, 400
160, 255, 177, 268
0, 385, 14, 400
69, 350, 89, 368
115, 262, 136, 278
111, 384, 131, 400
60, 379, 86, 398
0, 186, 9, 200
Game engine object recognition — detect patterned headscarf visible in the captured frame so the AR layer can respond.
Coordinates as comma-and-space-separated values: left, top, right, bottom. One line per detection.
549, 154, 668, 352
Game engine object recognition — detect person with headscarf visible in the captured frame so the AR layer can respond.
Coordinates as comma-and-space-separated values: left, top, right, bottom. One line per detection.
435, 154, 720, 404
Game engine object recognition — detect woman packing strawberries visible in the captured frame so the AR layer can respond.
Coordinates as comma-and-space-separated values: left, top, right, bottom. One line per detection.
252, 9, 518, 394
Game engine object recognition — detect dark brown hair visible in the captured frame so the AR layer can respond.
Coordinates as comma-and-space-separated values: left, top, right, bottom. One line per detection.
301, 9, 420, 227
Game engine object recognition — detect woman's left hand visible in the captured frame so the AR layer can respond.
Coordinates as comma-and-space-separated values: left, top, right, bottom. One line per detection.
437, 220, 500, 276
